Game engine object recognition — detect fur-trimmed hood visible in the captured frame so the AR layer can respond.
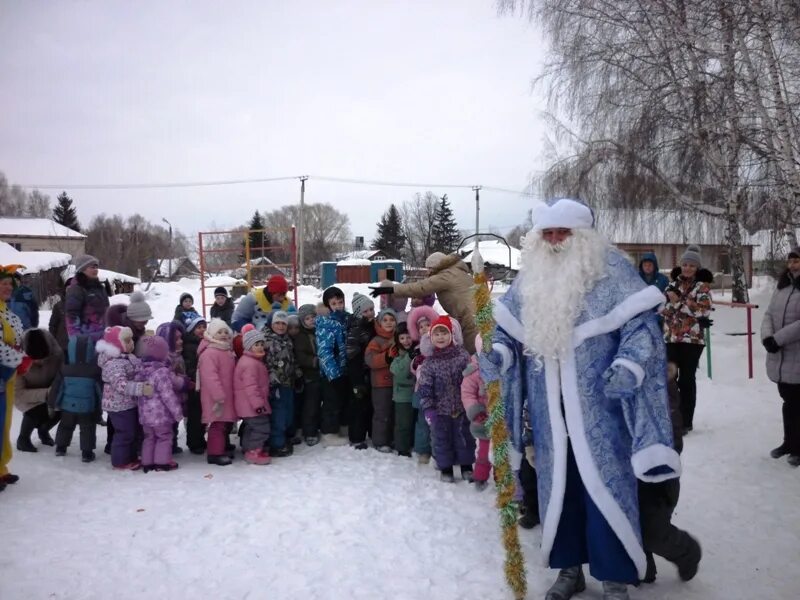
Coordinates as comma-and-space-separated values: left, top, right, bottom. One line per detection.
670, 266, 714, 284
777, 269, 800, 291
407, 306, 439, 342
429, 253, 468, 275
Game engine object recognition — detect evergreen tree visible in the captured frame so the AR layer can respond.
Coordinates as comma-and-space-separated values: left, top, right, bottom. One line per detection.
372, 204, 406, 259
431, 194, 460, 254
52, 191, 81, 232
244, 210, 270, 261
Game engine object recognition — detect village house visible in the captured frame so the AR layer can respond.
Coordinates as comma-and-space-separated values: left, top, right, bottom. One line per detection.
0, 217, 86, 256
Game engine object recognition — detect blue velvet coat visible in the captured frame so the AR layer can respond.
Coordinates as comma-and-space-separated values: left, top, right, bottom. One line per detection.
481, 248, 679, 579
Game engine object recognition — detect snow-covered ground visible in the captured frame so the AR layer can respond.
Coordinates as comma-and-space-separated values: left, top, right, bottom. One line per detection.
2, 277, 800, 599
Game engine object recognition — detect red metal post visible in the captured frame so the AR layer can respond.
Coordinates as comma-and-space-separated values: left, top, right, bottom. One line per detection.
291, 225, 298, 307
198, 232, 207, 319
747, 305, 753, 379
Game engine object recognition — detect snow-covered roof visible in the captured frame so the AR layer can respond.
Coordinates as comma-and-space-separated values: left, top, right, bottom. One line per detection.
0, 241, 72, 274
61, 264, 141, 284
337, 249, 385, 261
337, 259, 372, 266
461, 240, 522, 270
157, 257, 198, 278
0, 217, 85, 239
594, 209, 757, 246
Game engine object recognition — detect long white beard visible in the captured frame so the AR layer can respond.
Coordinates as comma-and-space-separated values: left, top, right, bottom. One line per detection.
518, 229, 610, 360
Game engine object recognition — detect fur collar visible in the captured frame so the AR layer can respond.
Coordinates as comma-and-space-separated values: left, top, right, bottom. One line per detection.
670, 266, 713, 283
95, 339, 122, 357
777, 269, 800, 290
430, 253, 467, 275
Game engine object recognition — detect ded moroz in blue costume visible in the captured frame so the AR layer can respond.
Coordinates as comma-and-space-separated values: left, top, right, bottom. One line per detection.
480, 199, 679, 599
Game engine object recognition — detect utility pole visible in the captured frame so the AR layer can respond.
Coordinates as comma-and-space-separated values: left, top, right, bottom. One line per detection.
472, 186, 482, 252
162, 218, 172, 280
298, 176, 308, 285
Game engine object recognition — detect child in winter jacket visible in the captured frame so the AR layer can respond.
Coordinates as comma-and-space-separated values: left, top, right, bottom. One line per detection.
210, 287, 234, 325
97, 326, 152, 469
294, 304, 322, 446
417, 315, 474, 483
197, 318, 237, 466
407, 305, 439, 463
174, 293, 201, 325
182, 316, 207, 454
389, 322, 415, 456
156, 321, 192, 454
53, 335, 102, 462
345, 292, 376, 448
234, 325, 272, 465
365, 308, 397, 453
287, 314, 304, 442
14, 329, 61, 453
136, 336, 184, 472
460, 334, 491, 488
264, 311, 297, 457
315, 287, 350, 446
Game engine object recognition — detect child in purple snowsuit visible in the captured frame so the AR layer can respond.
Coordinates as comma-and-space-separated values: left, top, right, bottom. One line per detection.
136, 336, 183, 472
417, 314, 475, 483
96, 326, 152, 470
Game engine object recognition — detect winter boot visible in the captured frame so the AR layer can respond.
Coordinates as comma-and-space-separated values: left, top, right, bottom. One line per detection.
339, 425, 349, 438
643, 551, 657, 583
142, 464, 155, 473
460, 466, 474, 481
244, 449, 271, 465
545, 566, 586, 600
1, 473, 20, 485
55, 446, 67, 457
189, 443, 207, 455
398, 451, 412, 457
770, 443, 789, 459
305, 436, 320, 447
322, 433, 348, 447
376, 445, 393, 453
16, 413, 37, 452
0, 480, 5, 492
518, 510, 540, 529
155, 462, 179, 472
440, 467, 456, 483
113, 461, 141, 471
352, 441, 368, 450
788, 455, 800, 467
38, 427, 55, 446
417, 453, 431, 465
81, 451, 96, 463
271, 445, 293, 458
172, 444, 184, 455
676, 534, 702, 581
291, 431, 303, 446
602, 581, 629, 600
207, 455, 233, 466
474, 480, 489, 491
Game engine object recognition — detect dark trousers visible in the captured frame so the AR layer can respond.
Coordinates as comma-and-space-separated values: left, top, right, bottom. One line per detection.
55, 411, 97, 452
349, 385, 372, 444
108, 408, 139, 467
638, 479, 696, 574
394, 402, 414, 454
778, 383, 800, 455
301, 379, 322, 438
550, 443, 638, 585
321, 376, 350, 435
519, 454, 540, 518
186, 390, 206, 451
269, 386, 294, 449
371, 387, 394, 448
18, 404, 59, 442
431, 413, 476, 470
242, 415, 271, 452
667, 343, 705, 429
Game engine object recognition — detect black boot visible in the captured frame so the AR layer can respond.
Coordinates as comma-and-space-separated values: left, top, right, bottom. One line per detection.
207, 455, 233, 466
16, 414, 38, 452
770, 443, 789, 459
675, 533, 702, 581
38, 428, 55, 447
81, 450, 96, 463
643, 551, 657, 583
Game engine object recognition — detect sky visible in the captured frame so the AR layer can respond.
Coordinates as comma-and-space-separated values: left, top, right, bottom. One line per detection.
0, 1, 548, 247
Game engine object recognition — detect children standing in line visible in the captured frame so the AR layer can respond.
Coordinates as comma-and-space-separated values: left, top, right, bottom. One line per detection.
97, 326, 150, 470
197, 319, 237, 466
263, 311, 297, 457
137, 336, 184, 472
54, 335, 102, 462
346, 292, 376, 449
316, 287, 350, 447
182, 316, 207, 454
417, 315, 474, 483
234, 326, 272, 465
294, 304, 322, 446
365, 308, 397, 453
461, 334, 491, 489
389, 322, 415, 457
407, 305, 438, 464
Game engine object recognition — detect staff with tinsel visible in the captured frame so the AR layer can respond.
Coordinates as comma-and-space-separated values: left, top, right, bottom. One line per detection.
471, 250, 527, 600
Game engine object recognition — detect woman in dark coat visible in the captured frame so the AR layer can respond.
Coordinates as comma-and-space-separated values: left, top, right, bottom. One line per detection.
64, 255, 109, 344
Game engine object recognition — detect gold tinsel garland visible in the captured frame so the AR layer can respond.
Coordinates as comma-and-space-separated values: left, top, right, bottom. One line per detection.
474, 270, 527, 600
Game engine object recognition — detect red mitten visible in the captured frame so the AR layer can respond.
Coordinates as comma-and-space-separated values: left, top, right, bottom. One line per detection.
17, 355, 34, 375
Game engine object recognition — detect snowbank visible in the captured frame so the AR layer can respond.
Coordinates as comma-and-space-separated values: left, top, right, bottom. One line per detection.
0, 241, 71, 274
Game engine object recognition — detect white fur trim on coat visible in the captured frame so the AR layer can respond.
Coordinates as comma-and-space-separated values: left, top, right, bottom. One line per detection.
572, 286, 664, 347
95, 339, 121, 358
631, 444, 682, 483
493, 298, 525, 344
492, 343, 514, 375
611, 357, 645, 388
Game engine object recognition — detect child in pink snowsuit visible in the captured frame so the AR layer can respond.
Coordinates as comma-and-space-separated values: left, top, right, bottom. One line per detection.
234, 325, 272, 465
136, 336, 184, 472
197, 319, 237, 466
461, 334, 491, 489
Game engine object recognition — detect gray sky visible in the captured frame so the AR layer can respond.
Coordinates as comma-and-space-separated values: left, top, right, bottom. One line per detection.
0, 1, 547, 245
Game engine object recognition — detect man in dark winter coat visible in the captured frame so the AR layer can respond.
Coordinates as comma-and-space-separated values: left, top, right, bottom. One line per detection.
638, 252, 669, 292
210, 287, 234, 325
345, 292, 376, 448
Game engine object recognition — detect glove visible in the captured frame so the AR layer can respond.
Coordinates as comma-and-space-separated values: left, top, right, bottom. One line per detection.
763, 336, 780, 354
369, 286, 394, 298
424, 409, 436, 426
16, 355, 34, 375
602, 364, 638, 400
697, 316, 714, 329
385, 348, 396, 366
474, 412, 488, 425
212, 400, 224, 418
141, 382, 154, 397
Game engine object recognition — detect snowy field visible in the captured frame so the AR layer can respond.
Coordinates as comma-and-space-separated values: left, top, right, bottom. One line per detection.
2, 277, 800, 599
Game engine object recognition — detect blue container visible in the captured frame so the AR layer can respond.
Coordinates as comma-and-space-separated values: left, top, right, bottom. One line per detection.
320, 262, 338, 289
370, 260, 404, 283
